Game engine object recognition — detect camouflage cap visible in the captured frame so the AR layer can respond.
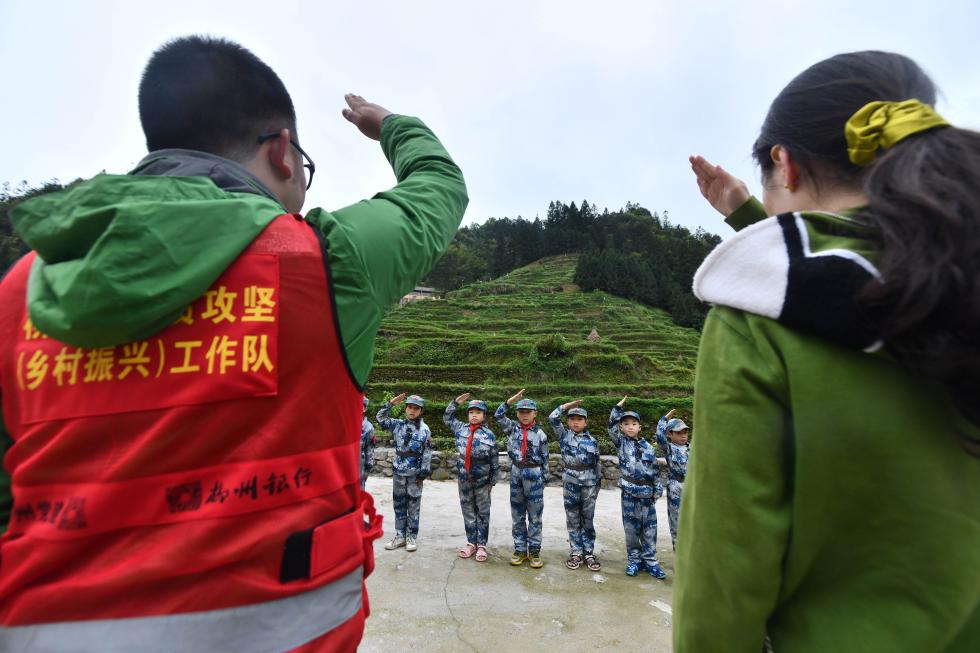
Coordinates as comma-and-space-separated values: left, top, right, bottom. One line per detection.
405, 395, 426, 407
667, 418, 689, 432
618, 410, 641, 422
567, 407, 588, 418
515, 398, 538, 411
467, 399, 488, 412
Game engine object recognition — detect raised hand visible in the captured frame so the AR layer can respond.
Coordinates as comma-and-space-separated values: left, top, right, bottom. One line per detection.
507, 389, 526, 405
689, 155, 751, 217
665, 409, 676, 420
341, 94, 393, 141
455, 392, 471, 405
617, 395, 628, 408
390, 392, 407, 406
562, 399, 582, 411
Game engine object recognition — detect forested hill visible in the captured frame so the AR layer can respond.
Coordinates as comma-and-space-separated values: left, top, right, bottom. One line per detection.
423, 200, 722, 329
367, 255, 700, 453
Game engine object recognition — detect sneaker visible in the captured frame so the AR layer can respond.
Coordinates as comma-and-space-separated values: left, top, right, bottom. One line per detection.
510, 550, 527, 566
646, 561, 667, 579
384, 536, 406, 550
528, 550, 544, 569
625, 561, 640, 576
405, 536, 418, 552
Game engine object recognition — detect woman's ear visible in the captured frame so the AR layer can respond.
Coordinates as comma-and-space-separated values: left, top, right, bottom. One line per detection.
770, 144, 800, 191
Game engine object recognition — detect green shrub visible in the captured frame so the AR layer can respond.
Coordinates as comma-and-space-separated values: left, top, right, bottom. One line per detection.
535, 333, 570, 359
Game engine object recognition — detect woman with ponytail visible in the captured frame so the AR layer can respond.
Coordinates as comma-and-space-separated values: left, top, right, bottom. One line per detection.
676, 51, 979, 651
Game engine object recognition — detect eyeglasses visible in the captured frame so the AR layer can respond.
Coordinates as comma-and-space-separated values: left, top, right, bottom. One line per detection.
257, 132, 315, 190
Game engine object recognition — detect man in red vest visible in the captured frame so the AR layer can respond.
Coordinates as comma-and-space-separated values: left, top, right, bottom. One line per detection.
0, 35, 467, 652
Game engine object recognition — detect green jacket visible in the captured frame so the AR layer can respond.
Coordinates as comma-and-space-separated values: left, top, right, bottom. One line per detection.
0, 115, 467, 531
674, 198, 980, 651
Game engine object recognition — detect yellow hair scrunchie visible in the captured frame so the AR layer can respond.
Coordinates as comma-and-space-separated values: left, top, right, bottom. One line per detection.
845, 99, 949, 166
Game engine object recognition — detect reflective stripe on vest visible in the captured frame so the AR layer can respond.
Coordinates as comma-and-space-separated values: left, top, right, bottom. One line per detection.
0, 567, 363, 653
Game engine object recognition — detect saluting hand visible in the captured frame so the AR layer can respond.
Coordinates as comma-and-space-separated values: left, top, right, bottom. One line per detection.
342, 94, 392, 141
689, 155, 751, 218
391, 392, 407, 406
617, 395, 628, 408
562, 399, 582, 411
455, 392, 471, 405
665, 409, 676, 420
507, 389, 525, 405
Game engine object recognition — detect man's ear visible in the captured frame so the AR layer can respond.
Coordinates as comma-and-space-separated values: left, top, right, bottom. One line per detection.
265, 128, 296, 181
770, 144, 800, 191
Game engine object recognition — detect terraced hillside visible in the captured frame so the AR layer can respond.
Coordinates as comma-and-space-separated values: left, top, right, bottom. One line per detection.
365, 255, 701, 453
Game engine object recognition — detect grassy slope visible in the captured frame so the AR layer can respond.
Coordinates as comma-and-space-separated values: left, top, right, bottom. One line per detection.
365, 255, 700, 453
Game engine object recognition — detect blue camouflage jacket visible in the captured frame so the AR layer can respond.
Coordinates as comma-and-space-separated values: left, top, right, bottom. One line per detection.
444, 402, 500, 484
549, 406, 601, 486
361, 416, 376, 473
608, 406, 663, 499
376, 402, 433, 478
494, 402, 549, 472
656, 415, 689, 481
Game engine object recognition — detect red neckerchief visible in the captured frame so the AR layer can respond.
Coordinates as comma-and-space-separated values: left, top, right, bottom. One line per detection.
465, 423, 480, 477
520, 421, 536, 460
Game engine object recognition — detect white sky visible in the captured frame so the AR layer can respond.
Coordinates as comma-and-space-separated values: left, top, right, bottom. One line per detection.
2, 0, 978, 235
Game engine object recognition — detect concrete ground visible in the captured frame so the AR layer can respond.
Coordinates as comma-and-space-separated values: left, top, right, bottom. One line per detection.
360, 478, 675, 652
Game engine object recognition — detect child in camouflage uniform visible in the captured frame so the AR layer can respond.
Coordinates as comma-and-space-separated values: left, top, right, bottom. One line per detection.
360, 397, 376, 490
549, 400, 602, 571
495, 389, 549, 568
609, 396, 666, 579
445, 393, 499, 562
377, 392, 433, 552
656, 409, 690, 551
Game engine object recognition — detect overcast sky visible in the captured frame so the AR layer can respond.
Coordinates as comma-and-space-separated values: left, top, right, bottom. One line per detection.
2, 0, 977, 236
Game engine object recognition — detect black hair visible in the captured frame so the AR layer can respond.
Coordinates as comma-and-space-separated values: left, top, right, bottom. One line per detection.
138, 35, 296, 159
753, 51, 980, 453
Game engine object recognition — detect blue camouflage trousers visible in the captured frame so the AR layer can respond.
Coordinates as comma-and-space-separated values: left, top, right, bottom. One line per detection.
510, 468, 545, 552
360, 465, 370, 490
458, 475, 493, 546
621, 492, 659, 566
392, 474, 423, 538
563, 482, 600, 555
667, 479, 683, 551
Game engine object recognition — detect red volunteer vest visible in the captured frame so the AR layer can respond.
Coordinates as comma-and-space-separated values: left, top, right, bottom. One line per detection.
0, 214, 382, 652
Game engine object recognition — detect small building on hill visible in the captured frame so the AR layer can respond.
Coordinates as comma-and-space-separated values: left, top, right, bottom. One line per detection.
400, 286, 437, 306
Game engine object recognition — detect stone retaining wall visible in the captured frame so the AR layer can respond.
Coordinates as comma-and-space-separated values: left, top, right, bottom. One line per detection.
369, 447, 644, 490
